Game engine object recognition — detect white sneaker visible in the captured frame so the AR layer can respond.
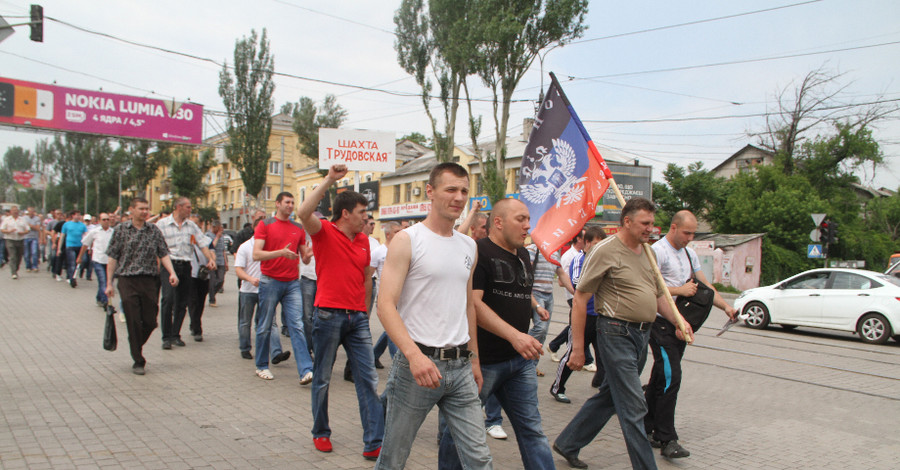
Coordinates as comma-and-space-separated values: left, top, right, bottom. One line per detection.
256, 369, 274, 380
486, 425, 508, 440
550, 350, 561, 362
299, 371, 313, 385
583, 363, 597, 372
55, 275, 63, 282
119, 312, 126, 323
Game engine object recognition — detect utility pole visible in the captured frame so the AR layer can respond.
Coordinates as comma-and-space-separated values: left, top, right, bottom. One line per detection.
280, 136, 285, 193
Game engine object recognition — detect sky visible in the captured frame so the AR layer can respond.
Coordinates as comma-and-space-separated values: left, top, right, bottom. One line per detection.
1, 0, 899, 190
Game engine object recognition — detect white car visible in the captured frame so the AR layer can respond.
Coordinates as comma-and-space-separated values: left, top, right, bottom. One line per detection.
733, 268, 900, 344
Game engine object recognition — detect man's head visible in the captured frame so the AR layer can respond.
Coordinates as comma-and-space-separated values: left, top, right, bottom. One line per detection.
382, 221, 402, 245
130, 197, 150, 223
583, 226, 607, 252
251, 209, 266, 226
332, 190, 368, 234
98, 212, 111, 230
55, 209, 64, 220
173, 196, 192, 220
426, 162, 470, 222
69, 210, 82, 223
667, 210, 698, 250
490, 198, 531, 250
9, 206, 19, 217
211, 220, 223, 233
275, 192, 295, 218
619, 197, 656, 245
471, 213, 489, 240
364, 213, 376, 236
570, 230, 586, 251
27, 207, 36, 217
400, 220, 410, 229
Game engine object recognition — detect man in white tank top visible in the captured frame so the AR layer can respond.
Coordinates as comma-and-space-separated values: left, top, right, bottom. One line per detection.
374, 163, 491, 469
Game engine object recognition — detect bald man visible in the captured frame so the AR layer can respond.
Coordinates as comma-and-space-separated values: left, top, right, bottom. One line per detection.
440, 198, 555, 469
644, 210, 736, 459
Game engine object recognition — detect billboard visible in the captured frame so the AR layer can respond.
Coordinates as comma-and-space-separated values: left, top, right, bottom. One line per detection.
316, 181, 380, 217
0, 76, 203, 144
595, 162, 653, 222
318, 128, 396, 172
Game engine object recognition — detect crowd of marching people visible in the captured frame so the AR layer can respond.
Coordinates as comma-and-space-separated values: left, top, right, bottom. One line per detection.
0, 162, 736, 469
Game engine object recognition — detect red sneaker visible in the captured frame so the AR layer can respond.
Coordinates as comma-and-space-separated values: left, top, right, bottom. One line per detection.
313, 437, 332, 452
363, 446, 381, 461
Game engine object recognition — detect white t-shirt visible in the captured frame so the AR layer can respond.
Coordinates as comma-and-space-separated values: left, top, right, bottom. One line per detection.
371, 244, 388, 287
368, 236, 382, 272
82, 226, 113, 264
396, 223, 476, 348
560, 247, 582, 300
235, 238, 262, 294
300, 236, 316, 280
652, 236, 701, 288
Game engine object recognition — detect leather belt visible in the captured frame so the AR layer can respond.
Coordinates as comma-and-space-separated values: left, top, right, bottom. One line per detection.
416, 342, 470, 360
603, 317, 653, 332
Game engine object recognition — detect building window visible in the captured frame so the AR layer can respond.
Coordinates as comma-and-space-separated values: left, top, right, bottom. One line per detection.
265, 186, 273, 200
393, 185, 400, 204
217, 170, 222, 182
365, 173, 373, 182
300, 187, 306, 202
405, 183, 412, 202
476, 175, 483, 195
269, 161, 282, 175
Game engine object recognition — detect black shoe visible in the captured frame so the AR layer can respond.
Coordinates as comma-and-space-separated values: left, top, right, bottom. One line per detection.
272, 351, 291, 365
553, 443, 588, 469
162, 341, 172, 350
648, 433, 663, 449
344, 368, 354, 383
660, 440, 690, 459
551, 390, 572, 404
132, 364, 145, 375
374, 359, 384, 369
281, 326, 290, 337
174, 339, 186, 347
241, 351, 253, 360
70, 278, 77, 288
193, 334, 203, 342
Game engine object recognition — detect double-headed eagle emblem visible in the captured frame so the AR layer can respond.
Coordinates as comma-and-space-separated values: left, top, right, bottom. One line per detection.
521, 138, 586, 208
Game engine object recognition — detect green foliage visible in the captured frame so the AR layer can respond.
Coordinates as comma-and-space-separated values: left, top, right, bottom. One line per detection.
119, 139, 170, 199
481, 151, 506, 203
218, 28, 275, 200
866, 191, 900, 241
399, 132, 430, 147
196, 206, 219, 223
289, 94, 347, 166
170, 148, 215, 204
796, 122, 883, 198
760, 238, 815, 286
653, 162, 730, 228
712, 283, 741, 294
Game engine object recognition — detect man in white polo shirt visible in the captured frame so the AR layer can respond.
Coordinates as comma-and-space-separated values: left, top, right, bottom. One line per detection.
234, 237, 288, 362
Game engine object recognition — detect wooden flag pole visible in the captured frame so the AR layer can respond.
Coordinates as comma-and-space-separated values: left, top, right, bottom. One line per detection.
606, 177, 694, 344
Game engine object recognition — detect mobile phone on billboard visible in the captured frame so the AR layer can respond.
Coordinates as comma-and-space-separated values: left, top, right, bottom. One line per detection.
14, 85, 37, 119
0, 82, 13, 117
36, 89, 54, 120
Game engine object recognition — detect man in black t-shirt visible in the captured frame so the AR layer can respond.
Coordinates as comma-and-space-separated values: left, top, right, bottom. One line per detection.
439, 198, 555, 469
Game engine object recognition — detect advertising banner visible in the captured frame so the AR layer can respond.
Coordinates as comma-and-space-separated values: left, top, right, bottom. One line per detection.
595, 162, 652, 222
318, 128, 396, 172
12, 171, 47, 190
378, 202, 432, 219
316, 181, 380, 217
0, 76, 203, 144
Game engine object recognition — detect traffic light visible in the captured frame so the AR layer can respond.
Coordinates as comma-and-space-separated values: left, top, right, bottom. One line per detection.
819, 221, 830, 243
29, 4, 42, 42
828, 220, 839, 244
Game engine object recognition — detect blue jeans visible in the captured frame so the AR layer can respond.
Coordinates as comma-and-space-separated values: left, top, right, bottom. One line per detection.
311, 308, 383, 452
255, 276, 313, 377
300, 277, 317, 352
238, 292, 282, 354
93, 262, 108, 304
528, 290, 554, 354
23, 239, 39, 270
484, 395, 503, 427
377, 351, 491, 469
372, 331, 398, 362
441, 355, 554, 470
65, 246, 80, 280
554, 316, 656, 470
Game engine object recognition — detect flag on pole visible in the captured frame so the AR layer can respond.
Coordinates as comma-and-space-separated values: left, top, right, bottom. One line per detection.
519, 73, 613, 265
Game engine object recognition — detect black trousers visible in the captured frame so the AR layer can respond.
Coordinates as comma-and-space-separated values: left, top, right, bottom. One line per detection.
117, 275, 161, 366
187, 275, 209, 335
159, 261, 192, 342
551, 314, 600, 395
644, 316, 687, 442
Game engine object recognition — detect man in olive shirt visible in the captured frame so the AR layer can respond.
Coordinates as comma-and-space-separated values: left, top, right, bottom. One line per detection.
553, 198, 692, 470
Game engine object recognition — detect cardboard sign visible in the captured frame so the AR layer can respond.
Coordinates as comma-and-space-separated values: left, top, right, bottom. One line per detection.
318, 128, 396, 172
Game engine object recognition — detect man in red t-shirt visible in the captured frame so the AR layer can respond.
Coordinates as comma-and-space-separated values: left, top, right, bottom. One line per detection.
252, 192, 313, 383
298, 164, 383, 461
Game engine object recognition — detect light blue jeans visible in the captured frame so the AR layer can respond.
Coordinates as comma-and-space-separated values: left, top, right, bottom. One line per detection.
92, 262, 108, 304
238, 292, 282, 355
23, 238, 39, 270
299, 276, 316, 353
255, 276, 313, 377
311, 308, 383, 452
554, 316, 656, 470
440, 355, 553, 470
377, 351, 492, 469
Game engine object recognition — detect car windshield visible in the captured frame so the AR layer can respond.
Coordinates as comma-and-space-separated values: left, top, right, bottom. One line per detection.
874, 273, 900, 288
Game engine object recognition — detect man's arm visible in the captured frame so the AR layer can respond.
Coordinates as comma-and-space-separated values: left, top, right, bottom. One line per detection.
159, 255, 179, 286
474, 291, 543, 360
234, 266, 258, 287
695, 270, 736, 319
377, 231, 444, 388
252, 236, 298, 262
532, 295, 550, 321
565, 289, 592, 371
557, 265, 575, 295
105, 258, 118, 299
657, 296, 694, 343
297, 164, 348, 236
456, 200, 482, 235
300, 243, 312, 264
466, 252, 483, 392
364, 266, 375, 313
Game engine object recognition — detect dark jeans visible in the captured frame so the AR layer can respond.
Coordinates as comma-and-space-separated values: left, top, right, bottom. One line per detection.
188, 275, 209, 336
93, 262, 108, 304
644, 317, 687, 443
159, 261, 192, 342
78, 251, 92, 279
52, 247, 65, 276
551, 314, 601, 395
65, 246, 80, 281
208, 265, 226, 303
117, 275, 161, 367
24, 238, 39, 270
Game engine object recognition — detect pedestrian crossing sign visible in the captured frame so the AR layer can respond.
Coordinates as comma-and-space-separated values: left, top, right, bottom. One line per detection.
808, 244, 825, 259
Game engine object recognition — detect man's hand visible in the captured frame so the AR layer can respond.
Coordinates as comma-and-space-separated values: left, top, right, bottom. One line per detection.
678, 280, 698, 297
250, 276, 260, 287
567, 349, 585, 371
169, 272, 179, 287
471, 358, 483, 393
535, 306, 550, 321
409, 351, 442, 389
675, 322, 694, 344
281, 243, 298, 260
327, 164, 349, 182
106, 285, 115, 299
510, 331, 544, 360
206, 258, 217, 271
724, 305, 737, 320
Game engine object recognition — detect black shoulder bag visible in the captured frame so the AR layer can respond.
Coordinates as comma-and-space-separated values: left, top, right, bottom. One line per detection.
673, 252, 715, 331
103, 304, 117, 351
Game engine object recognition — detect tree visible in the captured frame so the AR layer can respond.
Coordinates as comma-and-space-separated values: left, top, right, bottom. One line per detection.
652, 162, 730, 228
218, 28, 275, 203
866, 191, 900, 242
288, 95, 347, 166
119, 139, 171, 199
0, 146, 34, 203
399, 132, 429, 147
473, 0, 588, 201
169, 148, 215, 204
796, 122, 883, 198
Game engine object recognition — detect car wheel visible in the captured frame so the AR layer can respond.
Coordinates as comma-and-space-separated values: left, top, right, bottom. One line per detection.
857, 313, 892, 344
743, 302, 770, 329
780, 324, 798, 330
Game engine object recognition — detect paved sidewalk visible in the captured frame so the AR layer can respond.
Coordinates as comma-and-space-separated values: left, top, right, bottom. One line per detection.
1, 268, 899, 469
